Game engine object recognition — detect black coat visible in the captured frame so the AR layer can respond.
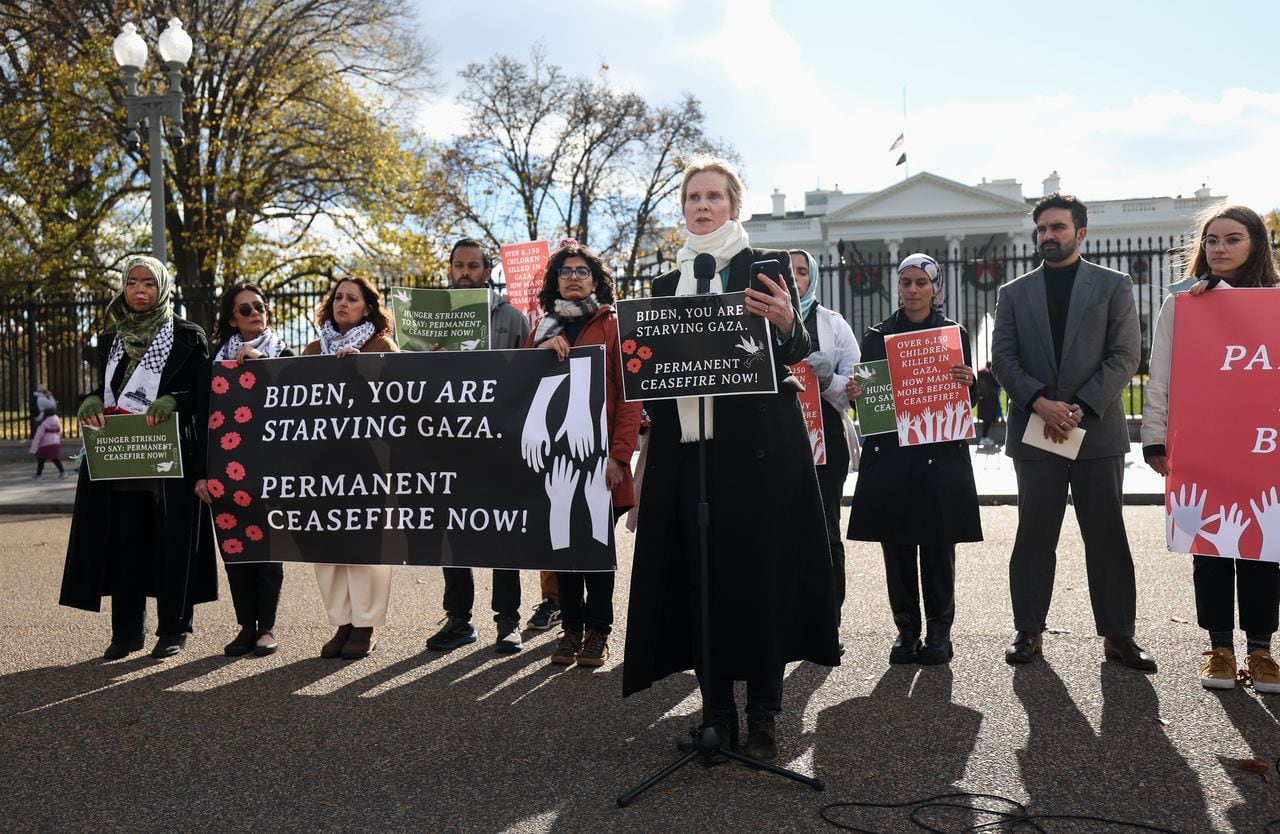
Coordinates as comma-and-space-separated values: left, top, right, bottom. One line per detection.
622, 247, 841, 697
60, 317, 219, 612
846, 310, 982, 546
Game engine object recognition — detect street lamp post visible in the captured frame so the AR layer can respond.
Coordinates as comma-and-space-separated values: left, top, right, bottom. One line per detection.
112, 18, 193, 262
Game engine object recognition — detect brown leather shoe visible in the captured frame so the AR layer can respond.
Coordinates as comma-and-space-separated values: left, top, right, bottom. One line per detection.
341, 626, 377, 659
1005, 630, 1042, 664
320, 624, 353, 659
1103, 635, 1157, 672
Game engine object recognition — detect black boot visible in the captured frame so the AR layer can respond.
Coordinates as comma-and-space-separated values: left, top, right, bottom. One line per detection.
745, 715, 777, 762
890, 632, 923, 664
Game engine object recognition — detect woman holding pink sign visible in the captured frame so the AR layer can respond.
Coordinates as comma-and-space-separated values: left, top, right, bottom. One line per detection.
1141, 203, 1280, 694
845, 253, 982, 665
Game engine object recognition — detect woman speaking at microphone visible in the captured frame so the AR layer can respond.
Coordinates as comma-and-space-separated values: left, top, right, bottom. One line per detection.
622, 157, 840, 762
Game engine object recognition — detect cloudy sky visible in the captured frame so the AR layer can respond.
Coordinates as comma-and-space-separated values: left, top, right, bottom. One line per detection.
412, 0, 1279, 219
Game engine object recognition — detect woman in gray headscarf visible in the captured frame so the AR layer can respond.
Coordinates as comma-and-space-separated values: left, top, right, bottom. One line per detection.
60, 255, 217, 660
845, 253, 982, 665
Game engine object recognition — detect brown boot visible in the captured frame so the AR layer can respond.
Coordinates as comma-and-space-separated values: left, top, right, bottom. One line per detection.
341, 626, 377, 659
321, 624, 353, 659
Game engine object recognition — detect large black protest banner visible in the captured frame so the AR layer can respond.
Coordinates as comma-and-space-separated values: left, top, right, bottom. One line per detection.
615, 291, 776, 402
204, 347, 615, 571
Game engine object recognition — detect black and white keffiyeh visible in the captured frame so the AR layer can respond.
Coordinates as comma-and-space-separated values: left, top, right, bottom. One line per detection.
318, 319, 374, 355
215, 328, 289, 362
103, 319, 175, 413
532, 295, 601, 346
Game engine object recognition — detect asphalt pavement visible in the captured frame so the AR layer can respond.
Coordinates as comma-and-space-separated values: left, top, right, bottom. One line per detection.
2, 452, 1276, 833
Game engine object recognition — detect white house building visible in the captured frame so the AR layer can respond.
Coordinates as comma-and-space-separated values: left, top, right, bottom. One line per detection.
741, 171, 1222, 368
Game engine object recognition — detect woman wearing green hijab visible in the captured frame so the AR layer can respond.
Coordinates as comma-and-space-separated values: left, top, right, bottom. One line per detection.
60, 256, 218, 660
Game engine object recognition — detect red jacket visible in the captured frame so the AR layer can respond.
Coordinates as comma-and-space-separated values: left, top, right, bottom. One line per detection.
527, 305, 642, 509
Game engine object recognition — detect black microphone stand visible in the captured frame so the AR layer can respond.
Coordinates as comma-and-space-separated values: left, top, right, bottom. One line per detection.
616, 285, 825, 807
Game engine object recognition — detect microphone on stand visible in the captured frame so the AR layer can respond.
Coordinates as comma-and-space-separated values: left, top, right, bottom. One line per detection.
694, 253, 717, 296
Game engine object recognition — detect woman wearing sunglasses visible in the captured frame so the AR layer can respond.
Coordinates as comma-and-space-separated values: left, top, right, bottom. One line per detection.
195, 282, 293, 657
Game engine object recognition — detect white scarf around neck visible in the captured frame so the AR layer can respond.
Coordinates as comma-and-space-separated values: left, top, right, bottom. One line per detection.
103, 319, 175, 413
672, 218, 750, 442
318, 319, 374, 356
216, 327, 289, 363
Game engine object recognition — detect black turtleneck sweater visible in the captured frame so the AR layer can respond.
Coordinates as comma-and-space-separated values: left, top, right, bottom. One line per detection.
1043, 259, 1080, 363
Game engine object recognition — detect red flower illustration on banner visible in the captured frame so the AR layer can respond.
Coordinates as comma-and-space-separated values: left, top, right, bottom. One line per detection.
245, 525, 264, 542
208, 410, 225, 430
206, 478, 225, 499
621, 339, 636, 355
239, 370, 256, 389
220, 432, 241, 451
222, 538, 243, 555
233, 490, 251, 507
226, 461, 245, 481
215, 512, 237, 530
637, 345, 653, 360
220, 361, 238, 370
211, 376, 230, 394
627, 358, 643, 373
234, 406, 252, 423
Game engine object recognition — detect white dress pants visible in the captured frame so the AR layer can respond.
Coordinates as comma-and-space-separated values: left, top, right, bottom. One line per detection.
314, 564, 392, 627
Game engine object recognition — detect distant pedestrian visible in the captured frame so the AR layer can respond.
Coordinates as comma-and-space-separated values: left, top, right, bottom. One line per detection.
30, 408, 66, 479
32, 383, 56, 427
975, 362, 1002, 448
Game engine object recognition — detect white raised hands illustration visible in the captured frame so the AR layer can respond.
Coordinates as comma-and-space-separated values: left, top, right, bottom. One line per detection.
544, 455, 581, 550
582, 457, 613, 545
808, 428, 825, 460
522, 373, 567, 472
1167, 483, 1219, 552
598, 401, 608, 453
1250, 487, 1280, 562
897, 411, 913, 445
1201, 503, 1252, 560
555, 356, 595, 460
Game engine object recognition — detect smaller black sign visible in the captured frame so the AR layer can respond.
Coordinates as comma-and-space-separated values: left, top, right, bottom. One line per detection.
615, 291, 777, 402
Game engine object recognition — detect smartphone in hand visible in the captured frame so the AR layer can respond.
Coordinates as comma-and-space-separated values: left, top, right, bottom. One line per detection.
749, 258, 784, 295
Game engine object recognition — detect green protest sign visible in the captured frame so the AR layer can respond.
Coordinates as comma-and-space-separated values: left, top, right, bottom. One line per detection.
83, 414, 184, 480
390, 287, 490, 352
851, 360, 897, 436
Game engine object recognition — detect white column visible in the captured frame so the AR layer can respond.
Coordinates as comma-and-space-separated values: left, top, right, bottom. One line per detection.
885, 237, 903, 308
946, 234, 964, 321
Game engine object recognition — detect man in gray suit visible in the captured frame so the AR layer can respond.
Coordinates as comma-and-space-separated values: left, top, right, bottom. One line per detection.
991, 193, 1155, 671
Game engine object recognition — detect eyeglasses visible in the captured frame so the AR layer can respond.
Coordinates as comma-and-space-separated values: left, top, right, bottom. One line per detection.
557, 267, 592, 280
1203, 235, 1248, 248
236, 301, 267, 316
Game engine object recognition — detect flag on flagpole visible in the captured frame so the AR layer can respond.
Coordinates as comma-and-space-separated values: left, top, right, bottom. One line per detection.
895, 153, 907, 166
888, 133, 904, 152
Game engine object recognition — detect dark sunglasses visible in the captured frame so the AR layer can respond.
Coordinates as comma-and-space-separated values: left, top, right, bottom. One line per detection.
236, 301, 267, 317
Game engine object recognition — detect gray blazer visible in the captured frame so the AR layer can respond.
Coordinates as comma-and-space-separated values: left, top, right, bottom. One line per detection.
991, 258, 1140, 460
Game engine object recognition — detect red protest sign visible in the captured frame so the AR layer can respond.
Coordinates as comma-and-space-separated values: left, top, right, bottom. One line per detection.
790, 360, 826, 465
500, 241, 550, 329
1166, 289, 1280, 562
884, 324, 973, 446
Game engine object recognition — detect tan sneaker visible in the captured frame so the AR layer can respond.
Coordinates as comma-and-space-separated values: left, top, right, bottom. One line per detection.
576, 629, 609, 667
1246, 649, 1280, 694
1200, 648, 1237, 690
550, 629, 582, 666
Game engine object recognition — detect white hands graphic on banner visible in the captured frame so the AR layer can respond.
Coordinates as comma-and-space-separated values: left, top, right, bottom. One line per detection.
544, 455, 580, 551
1251, 487, 1280, 562
522, 374, 567, 471
1201, 503, 1252, 560
556, 356, 595, 460
582, 457, 613, 545
598, 401, 608, 453
895, 401, 973, 446
1167, 483, 1218, 552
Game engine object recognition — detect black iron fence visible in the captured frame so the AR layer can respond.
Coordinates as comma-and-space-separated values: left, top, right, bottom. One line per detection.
2, 236, 1270, 441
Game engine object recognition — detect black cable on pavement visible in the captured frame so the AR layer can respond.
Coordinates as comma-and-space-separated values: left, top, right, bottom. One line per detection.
819, 790, 1188, 834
